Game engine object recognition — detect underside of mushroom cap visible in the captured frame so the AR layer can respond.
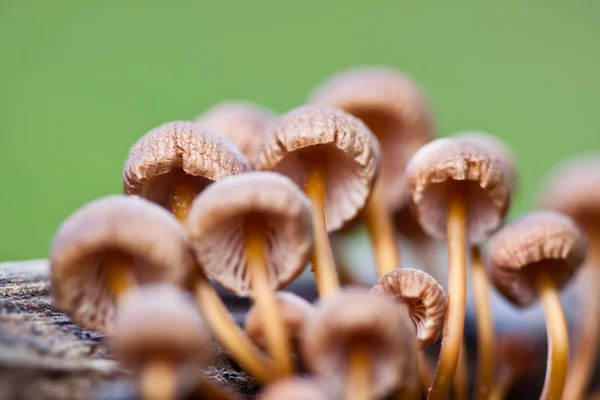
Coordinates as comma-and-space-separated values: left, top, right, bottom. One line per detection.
487, 211, 586, 307
186, 172, 313, 296
301, 288, 417, 399
123, 121, 251, 208
49, 195, 193, 333
309, 67, 434, 212
406, 137, 511, 244
370, 268, 446, 349
254, 105, 381, 232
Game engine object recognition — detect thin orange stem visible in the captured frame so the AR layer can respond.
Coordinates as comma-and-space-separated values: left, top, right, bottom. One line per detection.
418, 352, 433, 398
140, 359, 176, 400
347, 345, 371, 400
489, 367, 515, 400
453, 343, 469, 400
105, 252, 134, 300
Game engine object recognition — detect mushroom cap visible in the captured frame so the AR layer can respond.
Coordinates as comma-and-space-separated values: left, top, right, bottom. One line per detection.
370, 268, 446, 349
111, 285, 210, 369
254, 105, 381, 232
301, 288, 418, 399
245, 291, 315, 350
186, 172, 313, 296
258, 378, 330, 400
486, 211, 587, 307
406, 137, 511, 244
194, 101, 275, 163
49, 195, 193, 333
394, 199, 429, 242
123, 121, 251, 207
309, 67, 434, 212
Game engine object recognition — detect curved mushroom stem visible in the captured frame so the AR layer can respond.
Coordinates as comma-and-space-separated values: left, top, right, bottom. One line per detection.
428, 195, 467, 400
244, 216, 294, 376
364, 179, 401, 278
472, 245, 496, 400
305, 162, 340, 297
347, 345, 371, 400
105, 252, 134, 300
453, 343, 469, 400
537, 270, 569, 400
140, 359, 176, 400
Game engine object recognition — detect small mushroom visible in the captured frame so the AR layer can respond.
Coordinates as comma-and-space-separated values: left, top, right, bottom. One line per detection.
310, 67, 434, 278
486, 211, 587, 399
49, 195, 192, 333
187, 172, 313, 376
406, 137, 511, 399
254, 105, 381, 297
257, 378, 330, 400
194, 101, 275, 163
301, 289, 419, 400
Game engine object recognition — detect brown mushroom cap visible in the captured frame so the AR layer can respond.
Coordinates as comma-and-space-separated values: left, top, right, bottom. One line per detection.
111, 285, 210, 369
194, 101, 275, 162
487, 211, 586, 307
49, 195, 193, 333
370, 268, 446, 349
258, 378, 330, 400
245, 291, 315, 350
123, 121, 251, 207
406, 137, 511, 244
186, 172, 313, 296
254, 105, 381, 232
309, 67, 434, 212
301, 288, 417, 398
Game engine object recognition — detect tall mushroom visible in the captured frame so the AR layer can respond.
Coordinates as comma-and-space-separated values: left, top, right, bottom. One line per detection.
538, 154, 600, 399
309, 67, 434, 277
186, 172, 313, 376
486, 211, 587, 400
49, 195, 192, 333
254, 105, 380, 297
405, 138, 511, 399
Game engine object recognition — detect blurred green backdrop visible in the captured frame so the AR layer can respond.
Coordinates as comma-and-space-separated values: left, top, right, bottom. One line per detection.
1, 1, 599, 261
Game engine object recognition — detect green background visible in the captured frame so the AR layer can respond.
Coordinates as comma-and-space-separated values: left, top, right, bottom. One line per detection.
1, 1, 599, 261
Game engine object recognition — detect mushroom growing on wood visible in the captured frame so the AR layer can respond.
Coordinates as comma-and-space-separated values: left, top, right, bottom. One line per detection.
49, 195, 192, 333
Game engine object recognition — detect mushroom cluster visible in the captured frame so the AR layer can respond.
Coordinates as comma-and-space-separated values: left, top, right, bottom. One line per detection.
46, 67, 598, 400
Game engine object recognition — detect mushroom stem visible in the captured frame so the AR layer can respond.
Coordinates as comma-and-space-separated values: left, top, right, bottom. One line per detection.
428, 195, 467, 400
453, 342, 469, 400
105, 252, 134, 300
171, 168, 198, 223
472, 245, 496, 400
364, 179, 401, 278
305, 162, 340, 297
140, 359, 176, 400
346, 345, 371, 400
418, 352, 433, 398
489, 366, 515, 400
244, 217, 294, 376
537, 270, 569, 400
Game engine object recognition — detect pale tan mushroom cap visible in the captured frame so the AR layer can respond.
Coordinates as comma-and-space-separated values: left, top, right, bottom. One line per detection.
406, 137, 511, 244
301, 289, 418, 399
258, 378, 330, 400
123, 121, 251, 207
111, 285, 210, 369
49, 195, 193, 333
309, 67, 434, 212
245, 291, 315, 350
194, 101, 275, 163
254, 105, 381, 232
487, 211, 586, 307
370, 268, 446, 349
186, 172, 313, 296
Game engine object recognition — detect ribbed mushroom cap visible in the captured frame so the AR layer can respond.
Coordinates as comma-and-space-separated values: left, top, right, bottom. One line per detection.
406, 137, 511, 244
186, 172, 313, 296
111, 285, 210, 369
254, 105, 381, 232
309, 67, 434, 212
258, 378, 330, 400
123, 121, 251, 207
370, 268, 446, 349
487, 211, 586, 307
50, 196, 193, 333
245, 291, 314, 350
301, 289, 417, 399
194, 101, 275, 162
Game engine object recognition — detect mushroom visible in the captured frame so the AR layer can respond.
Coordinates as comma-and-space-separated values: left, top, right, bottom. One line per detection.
49, 195, 192, 333
301, 289, 419, 400
309, 67, 434, 277
187, 172, 313, 376
245, 291, 315, 354
254, 105, 381, 297
194, 101, 275, 163
257, 378, 330, 400
486, 211, 587, 399
405, 137, 511, 399
538, 154, 600, 399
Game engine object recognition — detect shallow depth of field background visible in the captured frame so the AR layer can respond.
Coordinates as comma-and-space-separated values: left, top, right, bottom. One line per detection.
0, 1, 599, 261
